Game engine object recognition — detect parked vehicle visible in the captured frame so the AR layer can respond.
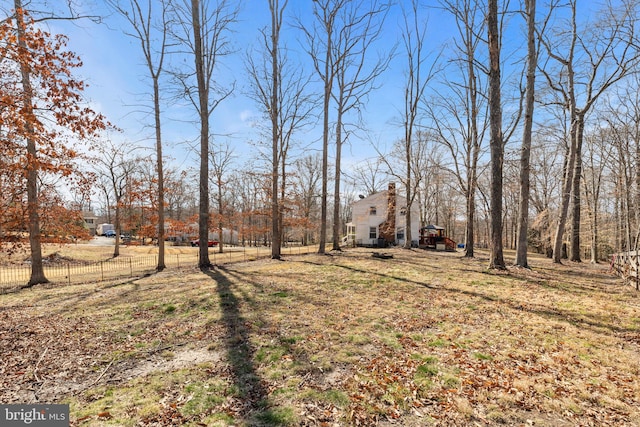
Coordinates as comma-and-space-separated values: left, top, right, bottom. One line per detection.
104, 229, 116, 238
190, 239, 219, 247
97, 223, 114, 236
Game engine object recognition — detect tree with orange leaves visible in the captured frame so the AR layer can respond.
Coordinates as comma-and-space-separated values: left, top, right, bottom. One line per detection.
0, 7, 107, 286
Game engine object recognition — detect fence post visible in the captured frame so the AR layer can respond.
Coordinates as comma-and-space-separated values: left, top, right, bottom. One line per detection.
636, 249, 640, 291
130, 258, 133, 277
101, 261, 104, 282
67, 263, 71, 285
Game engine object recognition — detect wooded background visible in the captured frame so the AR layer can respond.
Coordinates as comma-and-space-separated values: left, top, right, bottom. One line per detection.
2, 0, 640, 284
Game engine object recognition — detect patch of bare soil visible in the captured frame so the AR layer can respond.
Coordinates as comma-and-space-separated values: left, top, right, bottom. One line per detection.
111, 347, 222, 382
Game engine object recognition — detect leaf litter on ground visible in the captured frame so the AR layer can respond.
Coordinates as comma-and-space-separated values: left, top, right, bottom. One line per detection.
0, 247, 639, 426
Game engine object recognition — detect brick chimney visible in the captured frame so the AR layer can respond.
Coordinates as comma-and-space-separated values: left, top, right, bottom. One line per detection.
378, 183, 396, 244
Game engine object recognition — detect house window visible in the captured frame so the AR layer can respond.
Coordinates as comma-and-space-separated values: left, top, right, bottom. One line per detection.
396, 229, 404, 241
85, 218, 94, 224
369, 206, 377, 215
369, 227, 377, 239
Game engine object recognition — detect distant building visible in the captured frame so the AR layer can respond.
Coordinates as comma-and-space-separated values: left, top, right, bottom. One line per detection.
346, 183, 420, 247
82, 212, 98, 235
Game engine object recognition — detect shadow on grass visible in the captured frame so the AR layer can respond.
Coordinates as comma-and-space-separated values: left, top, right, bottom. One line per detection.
204, 267, 285, 426
297, 255, 640, 338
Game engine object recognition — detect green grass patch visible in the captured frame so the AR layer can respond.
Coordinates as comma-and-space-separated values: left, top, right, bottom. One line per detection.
181, 380, 230, 416
253, 406, 296, 426
428, 338, 449, 347
301, 389, 350, 408
256, 344, 288, 364
473, 352, 493, 361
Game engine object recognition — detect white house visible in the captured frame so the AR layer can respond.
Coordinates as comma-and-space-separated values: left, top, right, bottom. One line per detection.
346, 183, 420, 247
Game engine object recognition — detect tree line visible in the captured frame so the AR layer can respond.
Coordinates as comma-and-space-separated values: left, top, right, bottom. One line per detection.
2, 0, 640, 286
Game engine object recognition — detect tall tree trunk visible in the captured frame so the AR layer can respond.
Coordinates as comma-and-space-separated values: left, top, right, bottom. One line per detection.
15, 2, 47, 286
191, 0, 211, 268
636, 131, 640, 246
113, 198, 121, 258
270, 0, 281, 259
218, 181, 224, 253
553, 116, 579, 263
332, 110, 343, 251
515, 0, 537, 268
464, 9, 480, 259
569, 116, 584, 261
464, 173, 476, 257
625, 158, 634, 251
615, 177, 621, 251
487, 0, 505, 269
404, 176, 412, 249
403, 121, 412, 249
153, 78, 166, 271
280, 157, 286, 249
591, 203, 599, 263
318, 45, 331, 255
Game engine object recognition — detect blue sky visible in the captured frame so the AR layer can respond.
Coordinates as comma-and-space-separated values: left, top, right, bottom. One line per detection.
47, 1, 457, 173
16, 0, 621, 182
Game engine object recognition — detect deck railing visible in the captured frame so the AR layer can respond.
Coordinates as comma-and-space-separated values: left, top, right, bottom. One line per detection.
610, 250, 640, 290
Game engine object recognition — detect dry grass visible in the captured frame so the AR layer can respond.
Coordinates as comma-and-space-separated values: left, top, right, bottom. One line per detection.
0, 241, 293, 265
0, 242, 315, 289
1, 247, 639, 426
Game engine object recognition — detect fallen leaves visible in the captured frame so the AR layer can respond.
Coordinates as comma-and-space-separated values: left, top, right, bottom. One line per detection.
1, 248, 639, 426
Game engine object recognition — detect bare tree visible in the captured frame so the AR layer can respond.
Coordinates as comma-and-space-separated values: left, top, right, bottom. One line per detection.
209, 142, 235, 253
299, 0, 390, 253
603, 76, 640, 252
396, 0, 440, 249
296, 0, 338, 254
106, 0, 172, 271
171, 0, 239, 268
344, 158, 385, 196
292, 154, 322, 246
608, 113, 637, 253
582, 124, 613, 263
529, 133, 563, 216
487, 0, 506, 269
246, 0, 316, 259
164, 167, 197, 221
416, 148, 445, 228
382, 130, 438, 245
431, 0, 487, 258
514, 0, 537, 268
94, 139, 142, 258
328, 1, 391, 251
540, 0, 640, 263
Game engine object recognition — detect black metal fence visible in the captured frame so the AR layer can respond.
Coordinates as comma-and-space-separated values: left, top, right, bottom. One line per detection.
0, 246, 316, 291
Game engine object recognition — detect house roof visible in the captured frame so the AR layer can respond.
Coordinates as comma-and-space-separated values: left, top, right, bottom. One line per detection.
353, 189, 407, 207
422, 224, 445, 230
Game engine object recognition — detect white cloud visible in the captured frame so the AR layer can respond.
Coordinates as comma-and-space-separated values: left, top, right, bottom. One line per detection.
239, 109, 255, 123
